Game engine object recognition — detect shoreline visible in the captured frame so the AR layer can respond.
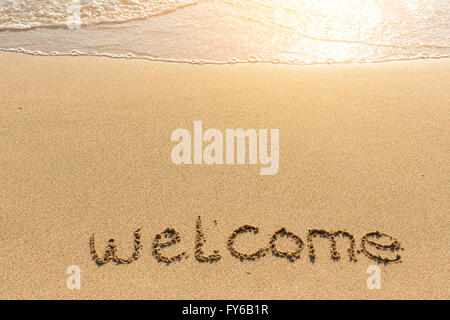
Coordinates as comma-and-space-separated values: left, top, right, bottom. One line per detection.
1, 52, 448, 299
1, 48, 449, 66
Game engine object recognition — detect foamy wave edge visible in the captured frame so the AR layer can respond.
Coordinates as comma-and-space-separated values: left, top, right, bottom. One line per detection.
1, 47, 449, 66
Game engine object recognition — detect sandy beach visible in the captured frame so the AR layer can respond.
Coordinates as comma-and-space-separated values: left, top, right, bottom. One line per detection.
0, 52, 448, 299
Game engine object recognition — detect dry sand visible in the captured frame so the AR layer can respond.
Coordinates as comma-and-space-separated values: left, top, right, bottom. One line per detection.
0, 52, 448, 299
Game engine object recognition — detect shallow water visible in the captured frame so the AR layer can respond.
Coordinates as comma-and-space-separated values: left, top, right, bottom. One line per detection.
1, 0, 449, 64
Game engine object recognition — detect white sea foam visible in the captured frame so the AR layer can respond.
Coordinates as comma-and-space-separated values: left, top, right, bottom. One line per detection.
0, 0, 449, 65
0, 0, 200, 30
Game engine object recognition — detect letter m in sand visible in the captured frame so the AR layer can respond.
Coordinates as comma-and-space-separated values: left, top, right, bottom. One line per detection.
307, 229, 357, 262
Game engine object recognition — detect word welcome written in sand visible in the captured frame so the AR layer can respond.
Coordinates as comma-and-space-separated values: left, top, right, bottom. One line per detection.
90, 217, 404, 265
171, 121, 279, 175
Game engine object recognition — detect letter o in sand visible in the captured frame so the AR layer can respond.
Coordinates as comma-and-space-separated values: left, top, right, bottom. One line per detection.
269, 228, 304, 262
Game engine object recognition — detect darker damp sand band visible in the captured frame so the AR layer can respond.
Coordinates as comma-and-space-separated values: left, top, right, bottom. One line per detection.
89, 217, 404, 266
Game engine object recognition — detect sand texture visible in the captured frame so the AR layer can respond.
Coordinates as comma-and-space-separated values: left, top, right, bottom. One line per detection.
0, 53, 449, 299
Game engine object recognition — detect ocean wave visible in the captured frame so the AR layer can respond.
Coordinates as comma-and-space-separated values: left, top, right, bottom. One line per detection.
0, 0, 201, 30
0, 0, 449, 65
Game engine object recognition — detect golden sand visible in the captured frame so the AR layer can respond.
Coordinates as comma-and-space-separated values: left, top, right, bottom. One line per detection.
0, 52, 448, 299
